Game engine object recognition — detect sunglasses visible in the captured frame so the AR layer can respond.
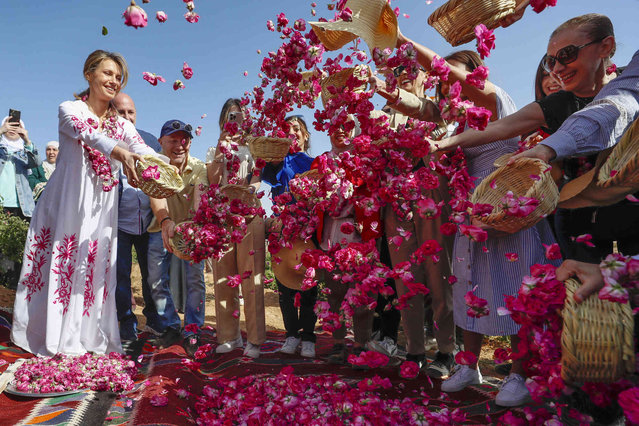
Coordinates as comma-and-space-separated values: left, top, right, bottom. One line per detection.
171, 121, 193, 133
542, 37, 605, 72
393, 65, 406, 77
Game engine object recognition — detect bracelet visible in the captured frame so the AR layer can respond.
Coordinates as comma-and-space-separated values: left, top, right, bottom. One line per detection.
160, 216, 172, 226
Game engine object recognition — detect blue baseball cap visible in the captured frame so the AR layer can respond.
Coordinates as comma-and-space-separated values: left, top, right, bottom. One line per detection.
160, 120, 193, 139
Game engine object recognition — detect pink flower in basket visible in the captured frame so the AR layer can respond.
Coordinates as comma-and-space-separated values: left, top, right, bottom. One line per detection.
500, 191, 540, 217
141, 165, 160, 181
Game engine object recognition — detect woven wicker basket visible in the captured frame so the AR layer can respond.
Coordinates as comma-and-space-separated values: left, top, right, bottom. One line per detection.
135, 155, 184, 199
221, 184, 261, 223
170, 221, 194, 262
471, 158, 559, 233
289, 169, 321, 201
320, 65, 370, 106
246, 137, 292, 163
597, 118, 639, 188
561, 278, 635, 384
428, 0, 516, 46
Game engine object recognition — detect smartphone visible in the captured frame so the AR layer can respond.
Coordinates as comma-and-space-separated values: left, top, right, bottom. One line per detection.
8, 109, 21, 123
228, 111, 243, 124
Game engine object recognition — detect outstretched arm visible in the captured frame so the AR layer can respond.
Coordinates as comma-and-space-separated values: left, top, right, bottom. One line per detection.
433, 102, 546, 152
397, 30, 498, 116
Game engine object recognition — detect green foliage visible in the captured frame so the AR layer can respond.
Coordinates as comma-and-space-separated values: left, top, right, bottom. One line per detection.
265, 251, 276, 291
0, 207, 29, 264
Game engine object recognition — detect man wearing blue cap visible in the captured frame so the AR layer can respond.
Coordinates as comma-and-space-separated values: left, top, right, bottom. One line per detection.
147, 119, 208, 357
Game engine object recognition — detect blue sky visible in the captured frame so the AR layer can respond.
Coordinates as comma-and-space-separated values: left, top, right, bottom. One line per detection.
3, 0, 638, 163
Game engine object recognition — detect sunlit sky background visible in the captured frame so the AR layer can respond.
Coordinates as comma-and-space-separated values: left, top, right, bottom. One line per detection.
3, 0, 638, 162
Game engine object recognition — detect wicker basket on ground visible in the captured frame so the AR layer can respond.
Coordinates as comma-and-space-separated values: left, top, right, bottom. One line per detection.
427, 0, 516, 46
221, 184, 261, 223
135, 155, 184, 199
170, 221, 194, 262
470, 158, 558, 233
561, 278, 635, 383
247, 137, 292, 163
320, 65, 370, 106
597, 117, 639, 188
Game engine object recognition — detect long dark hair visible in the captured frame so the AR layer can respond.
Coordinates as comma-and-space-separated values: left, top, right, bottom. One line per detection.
285, 115, 311, 152
436, 50, 485, 101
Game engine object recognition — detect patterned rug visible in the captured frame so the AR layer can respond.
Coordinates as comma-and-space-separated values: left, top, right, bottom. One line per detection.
0, 308, 529, 425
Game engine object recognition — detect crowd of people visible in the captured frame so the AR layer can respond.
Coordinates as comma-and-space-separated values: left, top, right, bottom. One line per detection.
2, 7, 638, 411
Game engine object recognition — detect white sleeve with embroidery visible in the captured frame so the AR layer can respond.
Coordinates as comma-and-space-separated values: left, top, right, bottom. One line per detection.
58, 101, 118, 157
120, 118, 158, 156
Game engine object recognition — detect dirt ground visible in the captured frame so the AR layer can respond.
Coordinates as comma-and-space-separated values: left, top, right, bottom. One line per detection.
0, 266, 503, 375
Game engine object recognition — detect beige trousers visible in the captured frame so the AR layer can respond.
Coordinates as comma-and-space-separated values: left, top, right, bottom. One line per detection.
384, 181, 455, 355
326, 275, 374, 346
213, 216, 266, 345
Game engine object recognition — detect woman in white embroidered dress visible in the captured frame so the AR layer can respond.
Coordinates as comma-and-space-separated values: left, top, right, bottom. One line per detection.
11, 50, 156, 356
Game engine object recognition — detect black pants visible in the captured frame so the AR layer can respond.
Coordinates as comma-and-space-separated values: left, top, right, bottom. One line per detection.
277, 280, 318, 342
372, 236, 401, 342
556, 202, 639, 262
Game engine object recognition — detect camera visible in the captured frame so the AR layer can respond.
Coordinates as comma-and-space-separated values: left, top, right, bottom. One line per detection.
228, 111, 243, 124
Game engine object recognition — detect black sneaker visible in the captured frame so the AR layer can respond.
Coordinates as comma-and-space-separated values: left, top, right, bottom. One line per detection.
183, 334, 201, 358
327, 343, 348, 365
152, 327, 182, 349
405, 353, 426, 369
425, 351, 456, 378
121, 339, 144, 358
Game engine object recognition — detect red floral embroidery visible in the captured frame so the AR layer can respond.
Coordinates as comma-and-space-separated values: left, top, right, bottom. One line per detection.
70, 113, 133, 192
22, 227, 52, 302
52, 234, 79, 315
83, 240, 98, 317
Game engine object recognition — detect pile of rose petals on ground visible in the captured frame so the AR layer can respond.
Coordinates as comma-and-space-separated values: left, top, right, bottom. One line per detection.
13, 352, 137, 393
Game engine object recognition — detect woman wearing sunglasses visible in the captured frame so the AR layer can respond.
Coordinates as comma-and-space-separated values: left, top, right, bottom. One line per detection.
430, 14, 632, 262
206, 98, 266, 359
396, 27, 560, 404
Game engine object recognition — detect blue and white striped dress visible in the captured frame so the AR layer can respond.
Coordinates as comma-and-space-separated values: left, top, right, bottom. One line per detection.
452, 86, 560, 336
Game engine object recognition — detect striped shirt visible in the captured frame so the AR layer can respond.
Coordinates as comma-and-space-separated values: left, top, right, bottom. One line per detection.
542, 49, 639, 159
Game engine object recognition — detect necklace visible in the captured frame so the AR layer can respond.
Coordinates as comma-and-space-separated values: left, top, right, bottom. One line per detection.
84, 101, 110, 126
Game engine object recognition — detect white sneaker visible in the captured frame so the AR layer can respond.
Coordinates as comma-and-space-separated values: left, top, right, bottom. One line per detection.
243, 342, 260, 359
441, 365, 482, 393
495, 373, 532, 407
280, 336, 301, 354
216, 336, 243, 353
367, 337, 398, 357
300, 341, 316, 358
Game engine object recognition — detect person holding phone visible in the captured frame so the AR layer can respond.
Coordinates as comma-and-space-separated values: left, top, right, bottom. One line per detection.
206, 98, 266, 358
0, 111, 41, 219
11, 50, 157, 356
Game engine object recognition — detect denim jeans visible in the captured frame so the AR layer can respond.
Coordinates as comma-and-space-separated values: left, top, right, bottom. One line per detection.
147, 231, 206, 335
115, 230, 160, 341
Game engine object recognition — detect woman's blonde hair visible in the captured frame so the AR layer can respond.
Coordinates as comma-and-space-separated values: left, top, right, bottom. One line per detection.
74, 50, 129, 100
